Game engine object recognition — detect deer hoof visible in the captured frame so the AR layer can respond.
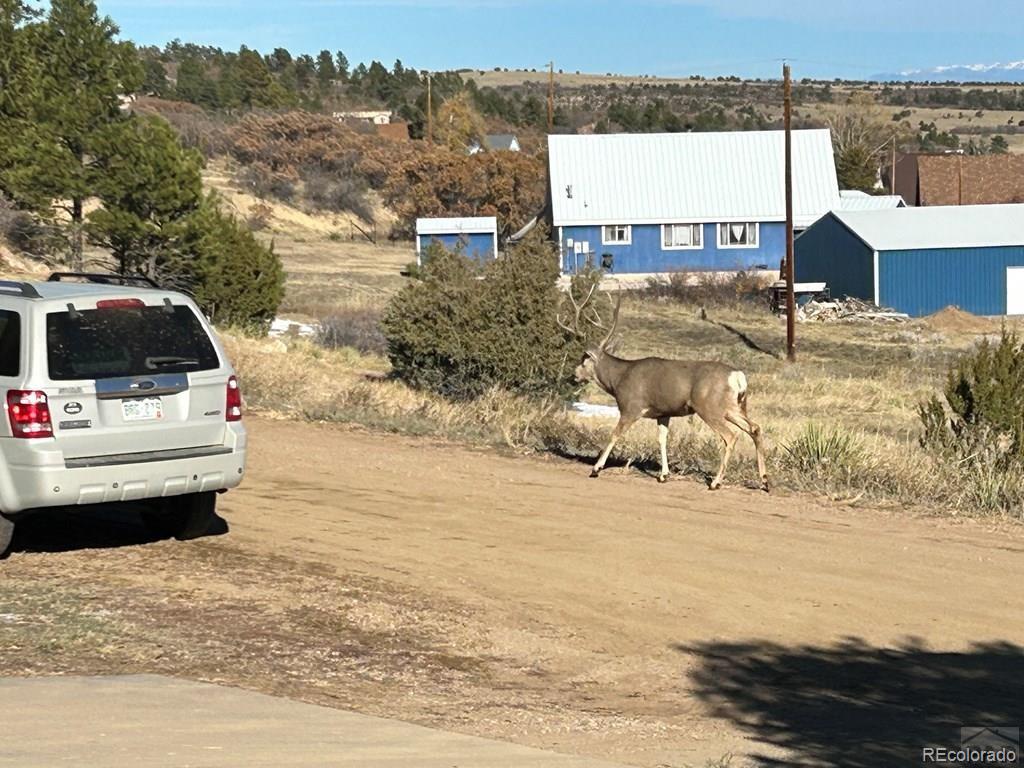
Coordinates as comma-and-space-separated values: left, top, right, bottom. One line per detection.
589, 469, 600, 479
761, 478, 771, 493
657, 474, 668, 484
708, 481, 721, 491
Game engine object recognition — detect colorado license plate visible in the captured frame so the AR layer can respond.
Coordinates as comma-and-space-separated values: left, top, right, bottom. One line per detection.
122, 397, 163, 422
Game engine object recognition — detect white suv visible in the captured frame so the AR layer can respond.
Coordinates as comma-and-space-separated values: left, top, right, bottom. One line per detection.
0, 273, 247, 557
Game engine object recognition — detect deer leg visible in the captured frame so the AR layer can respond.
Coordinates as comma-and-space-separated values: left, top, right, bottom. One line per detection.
592, 415, 636, 478
726, 411, 770, 493
657, 417, 671, 483
700, 413, 739, 490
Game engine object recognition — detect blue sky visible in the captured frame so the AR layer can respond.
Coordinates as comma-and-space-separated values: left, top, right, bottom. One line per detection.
95, 0, 1023, 80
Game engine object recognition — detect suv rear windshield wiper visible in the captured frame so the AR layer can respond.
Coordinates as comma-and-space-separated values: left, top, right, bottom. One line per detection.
146, 356, 201, 369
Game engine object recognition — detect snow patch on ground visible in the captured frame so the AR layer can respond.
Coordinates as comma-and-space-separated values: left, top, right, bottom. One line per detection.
571, 401, 619, 419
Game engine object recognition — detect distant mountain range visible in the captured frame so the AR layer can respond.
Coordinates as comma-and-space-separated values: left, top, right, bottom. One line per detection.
872, 61, 1024, 83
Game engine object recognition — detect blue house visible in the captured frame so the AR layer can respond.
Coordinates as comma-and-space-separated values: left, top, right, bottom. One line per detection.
416, 217, 498, 265
795, 204, 1024, 316
546, 130, 840, 275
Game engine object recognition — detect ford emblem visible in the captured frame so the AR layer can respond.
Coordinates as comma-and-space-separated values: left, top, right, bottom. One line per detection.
64, 401, 83, 415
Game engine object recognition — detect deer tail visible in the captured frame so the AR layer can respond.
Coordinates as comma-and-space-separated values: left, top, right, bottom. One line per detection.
728, 370, 748, 408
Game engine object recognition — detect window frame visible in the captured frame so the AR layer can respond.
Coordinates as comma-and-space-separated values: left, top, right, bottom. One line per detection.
0, 308, 22, 378
601, 224, 632, 246
661, 223, 704, 250
717, 222, 760, 249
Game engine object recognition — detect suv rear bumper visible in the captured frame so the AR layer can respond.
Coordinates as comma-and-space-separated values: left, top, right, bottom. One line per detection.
0, 424, 246, 514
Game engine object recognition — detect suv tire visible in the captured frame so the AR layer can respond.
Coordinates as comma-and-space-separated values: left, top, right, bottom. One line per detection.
141, 492, 216, 541
0, 514, 14, 558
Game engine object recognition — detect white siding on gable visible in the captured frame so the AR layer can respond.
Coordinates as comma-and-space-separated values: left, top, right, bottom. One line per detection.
548, 129, 840, 229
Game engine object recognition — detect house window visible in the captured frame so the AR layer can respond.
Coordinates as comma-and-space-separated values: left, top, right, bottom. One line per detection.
662, 223, 703, 250
601, 224, 631, 245
718, 222, 759, 248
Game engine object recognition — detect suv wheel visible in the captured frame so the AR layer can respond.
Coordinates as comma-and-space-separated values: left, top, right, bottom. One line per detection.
0, 514, 14, 558
141, 492, 216, 541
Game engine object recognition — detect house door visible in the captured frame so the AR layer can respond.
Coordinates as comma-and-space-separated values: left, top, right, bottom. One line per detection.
1007, 267, 1024, 315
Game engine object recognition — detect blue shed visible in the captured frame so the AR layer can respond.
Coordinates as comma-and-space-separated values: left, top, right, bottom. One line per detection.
416, 217, 498, 265
795, 204, 1024, 317
546, 130, 840, 275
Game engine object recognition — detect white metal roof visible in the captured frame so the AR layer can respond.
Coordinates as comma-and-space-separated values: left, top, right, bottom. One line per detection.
836, 191, 906, 211
416, 216, 497, 235
831, 204, 1024, 251
548, 129, 840, 229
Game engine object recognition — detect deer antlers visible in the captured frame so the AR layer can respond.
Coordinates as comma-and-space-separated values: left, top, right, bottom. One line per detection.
557, 285, 623, 350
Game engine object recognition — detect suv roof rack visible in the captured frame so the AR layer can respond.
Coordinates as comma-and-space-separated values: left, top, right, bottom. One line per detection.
0, 279, 42, 299
47, 272, 162, 289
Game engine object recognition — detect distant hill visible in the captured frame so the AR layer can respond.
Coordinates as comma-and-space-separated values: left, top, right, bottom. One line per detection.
873, 61, 1024, 83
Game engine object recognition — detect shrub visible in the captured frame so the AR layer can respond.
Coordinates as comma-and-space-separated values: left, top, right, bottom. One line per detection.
645, 269, 769, 308
782, 423, 866, 474
920, 329, 1024, 461
166, 193, 285, 332
919, 329, 1024, 515
382, 227, 600, 400
317, 307, 387, 355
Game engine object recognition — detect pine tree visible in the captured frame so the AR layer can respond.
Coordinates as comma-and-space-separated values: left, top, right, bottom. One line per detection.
236, 46, 278, 108
316, 49, 336, 92
87, 115, 203, 274
1, 0, 142, 266
334, 50, 349, 82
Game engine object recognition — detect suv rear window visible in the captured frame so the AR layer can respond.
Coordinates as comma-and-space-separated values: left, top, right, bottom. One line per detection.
47, 304, 220, 381
0, 310, 20, 376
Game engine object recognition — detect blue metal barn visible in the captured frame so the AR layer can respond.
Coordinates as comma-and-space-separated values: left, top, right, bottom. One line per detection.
795, 204, 1024, 317
546, 130, 841, 275
415, 217, 499, 265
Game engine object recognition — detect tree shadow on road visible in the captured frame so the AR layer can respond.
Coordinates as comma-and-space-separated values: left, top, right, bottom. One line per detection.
7, 503, 228, 555
677, 637, 1024, 767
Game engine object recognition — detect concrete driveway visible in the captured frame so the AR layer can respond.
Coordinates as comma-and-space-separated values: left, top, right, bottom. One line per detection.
0, 675, 630, 767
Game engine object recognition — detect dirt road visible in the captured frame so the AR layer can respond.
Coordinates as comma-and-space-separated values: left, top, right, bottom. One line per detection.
4, 417, 1023, 767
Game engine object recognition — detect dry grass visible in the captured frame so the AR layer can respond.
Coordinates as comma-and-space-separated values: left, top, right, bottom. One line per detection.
5, 169, 1015, 518
221, 288, 1023, 517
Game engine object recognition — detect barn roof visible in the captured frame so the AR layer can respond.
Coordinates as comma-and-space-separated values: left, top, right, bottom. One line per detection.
831, 203, 1024, 251
547, 129, 840, 229
416, 217, 497, 235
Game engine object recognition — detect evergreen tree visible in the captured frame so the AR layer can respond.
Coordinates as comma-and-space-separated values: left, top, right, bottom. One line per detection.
87, 115, 203, 274
334, 50, 349, 82
267, 47, 292, 73
316, 49, 336, 91
236, 46, 278, 108
1, 0, 142, 266
141, 56, 169, 95
171, 193, 285, 331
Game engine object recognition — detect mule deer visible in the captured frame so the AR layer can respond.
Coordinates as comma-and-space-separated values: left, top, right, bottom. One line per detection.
560, 291, 769, 491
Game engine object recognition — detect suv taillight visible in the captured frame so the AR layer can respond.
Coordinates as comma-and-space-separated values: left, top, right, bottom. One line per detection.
6, 390, 53, 438
226, 376, 242, 422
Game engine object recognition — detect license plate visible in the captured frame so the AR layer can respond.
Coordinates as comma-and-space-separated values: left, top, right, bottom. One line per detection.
122, 397, 163, 422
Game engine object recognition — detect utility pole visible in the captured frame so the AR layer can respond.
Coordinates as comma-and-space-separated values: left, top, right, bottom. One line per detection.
891, 134, 897, 195
783, 62, 796, 363
426, 72, 433, 144
547, 61, 554, 133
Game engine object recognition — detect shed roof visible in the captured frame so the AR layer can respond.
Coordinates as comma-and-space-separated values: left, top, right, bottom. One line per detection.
836, 190, 906, 211
484, 134, 519, 150
416, 216, 497, 235
548, 129, 839, 228
831, 204, 1024, 251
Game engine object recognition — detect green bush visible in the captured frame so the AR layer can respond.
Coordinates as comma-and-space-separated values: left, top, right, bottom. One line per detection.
920, 329, 1024, 461
782, 423, 866, 474
167, 193, 285, 332
382, 227, 600, 400
919, 329, 1024, 515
